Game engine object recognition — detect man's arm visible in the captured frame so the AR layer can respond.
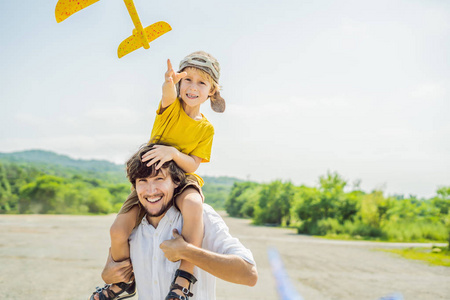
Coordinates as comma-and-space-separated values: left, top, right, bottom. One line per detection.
101, 248, 134, 284
160, 229, 258, 287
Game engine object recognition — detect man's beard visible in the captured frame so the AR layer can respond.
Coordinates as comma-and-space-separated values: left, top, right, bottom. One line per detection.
145, 201, 173, 218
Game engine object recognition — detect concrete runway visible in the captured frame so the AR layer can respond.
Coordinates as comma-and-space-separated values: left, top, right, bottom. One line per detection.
0, 212, 449, 299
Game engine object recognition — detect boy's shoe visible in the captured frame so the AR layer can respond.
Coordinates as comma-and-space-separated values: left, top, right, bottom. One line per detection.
89, 281, 136, 300
165, 269, 197, 300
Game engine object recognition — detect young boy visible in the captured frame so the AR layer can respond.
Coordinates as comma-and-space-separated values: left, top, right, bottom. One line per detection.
90, 51, 225, 300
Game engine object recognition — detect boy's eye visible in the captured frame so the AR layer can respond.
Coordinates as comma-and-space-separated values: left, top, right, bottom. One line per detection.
200, 81, 206, 85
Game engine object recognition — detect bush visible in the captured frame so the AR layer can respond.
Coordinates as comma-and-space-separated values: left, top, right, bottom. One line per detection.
86, 188, 112, 214
225, 182, 260, 217
383, 221, 447, 242
342, 220, 383, 238
317, 218, 343, 235
253, 181, 294, 225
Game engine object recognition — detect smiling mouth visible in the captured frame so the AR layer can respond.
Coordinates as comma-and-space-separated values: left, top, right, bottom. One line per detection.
186, 93, 198, 99
145, 195, 162, 203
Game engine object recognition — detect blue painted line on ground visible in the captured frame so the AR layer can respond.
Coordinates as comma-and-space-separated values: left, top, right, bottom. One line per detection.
267, 247, 404, 300
267, 247, 304, 300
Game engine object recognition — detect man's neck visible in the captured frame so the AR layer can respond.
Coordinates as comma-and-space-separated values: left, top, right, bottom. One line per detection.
146, 214, 163, 228
145, 205, 175, 228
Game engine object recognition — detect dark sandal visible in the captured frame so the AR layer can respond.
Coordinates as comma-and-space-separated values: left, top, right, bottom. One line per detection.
165, 269, 197, 300
89, 281, 136, 300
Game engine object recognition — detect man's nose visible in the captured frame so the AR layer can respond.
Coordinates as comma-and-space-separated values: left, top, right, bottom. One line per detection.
144, 182, 158, 194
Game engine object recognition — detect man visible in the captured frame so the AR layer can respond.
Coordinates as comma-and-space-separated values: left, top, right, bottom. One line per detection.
101, 144, 258, 299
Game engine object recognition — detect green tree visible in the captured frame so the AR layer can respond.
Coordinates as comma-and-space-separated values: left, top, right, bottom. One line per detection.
432, 187, 450, 215
295, 172, 353, 235
432, 186, 450, 248
318, 171, 347, 219
254, 181, 294, 225
238, 185, 262, 218
0, 163, 12, 212
276, 182, 295, 226
108, 183, 132, 212
202, 184, 231, 210
225, 182, 259, 217
294, 186, 322, 234
360, 191, 391, 228
62, 182, 90, 214
19, 175, 65, 213
86, 188, 112, 214
340, 190, 363, 222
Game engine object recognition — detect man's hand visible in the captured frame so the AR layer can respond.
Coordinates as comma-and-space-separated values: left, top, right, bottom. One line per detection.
101, 248, 134, 284
141, 145, 178, 170
160, 229, 189, 262
162, 59, 187, 101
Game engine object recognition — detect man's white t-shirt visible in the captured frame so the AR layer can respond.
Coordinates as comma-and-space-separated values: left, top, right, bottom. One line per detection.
129, 204, 255, 300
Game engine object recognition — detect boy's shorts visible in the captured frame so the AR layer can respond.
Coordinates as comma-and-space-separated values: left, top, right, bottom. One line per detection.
118, 174, 204, 228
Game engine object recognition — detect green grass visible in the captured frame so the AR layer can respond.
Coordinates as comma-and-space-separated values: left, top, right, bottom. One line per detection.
320, 232, 446, 243
380, 246, 450, 267
319, 234, 383, 241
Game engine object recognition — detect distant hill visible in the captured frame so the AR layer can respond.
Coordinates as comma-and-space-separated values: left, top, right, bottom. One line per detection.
0, 149, 127, 184
0, 149, 123, 173
203, 176, 245, 186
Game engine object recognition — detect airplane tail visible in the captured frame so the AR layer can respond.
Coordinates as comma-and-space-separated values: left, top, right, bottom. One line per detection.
117, 21, 172, 58
55, 0, 100, 23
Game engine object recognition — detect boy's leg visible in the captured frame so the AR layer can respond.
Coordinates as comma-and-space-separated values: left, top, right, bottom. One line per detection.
171, 187, 204, 298
110, 205, 139, 262
92, 205, 139, 300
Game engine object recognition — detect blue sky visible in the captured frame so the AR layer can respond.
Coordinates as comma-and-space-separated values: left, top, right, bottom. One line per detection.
1, 0, 449, 198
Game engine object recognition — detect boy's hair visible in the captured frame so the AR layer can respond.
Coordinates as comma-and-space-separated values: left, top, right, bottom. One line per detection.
178, 51, 226, 113
126, 144, 186, 188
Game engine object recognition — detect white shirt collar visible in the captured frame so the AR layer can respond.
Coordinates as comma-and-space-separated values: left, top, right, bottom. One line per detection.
140, 206, 179, 228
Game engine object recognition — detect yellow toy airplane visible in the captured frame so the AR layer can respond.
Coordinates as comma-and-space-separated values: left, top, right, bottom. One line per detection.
55, 0, 171, 58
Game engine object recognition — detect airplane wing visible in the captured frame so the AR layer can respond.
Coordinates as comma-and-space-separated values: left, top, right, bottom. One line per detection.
55, 0, 100, 23
117, 21, 172, 58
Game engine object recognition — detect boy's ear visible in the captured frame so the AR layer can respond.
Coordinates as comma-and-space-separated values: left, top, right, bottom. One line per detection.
209, 86, 217, 97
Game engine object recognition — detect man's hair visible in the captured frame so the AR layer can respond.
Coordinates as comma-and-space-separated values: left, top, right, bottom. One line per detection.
126, 144, 186, 188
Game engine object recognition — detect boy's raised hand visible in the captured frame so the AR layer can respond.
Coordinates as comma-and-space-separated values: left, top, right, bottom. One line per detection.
162, 59, 187, 102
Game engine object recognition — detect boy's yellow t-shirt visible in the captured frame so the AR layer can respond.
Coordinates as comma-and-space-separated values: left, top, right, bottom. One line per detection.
149, 98, 214, 185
